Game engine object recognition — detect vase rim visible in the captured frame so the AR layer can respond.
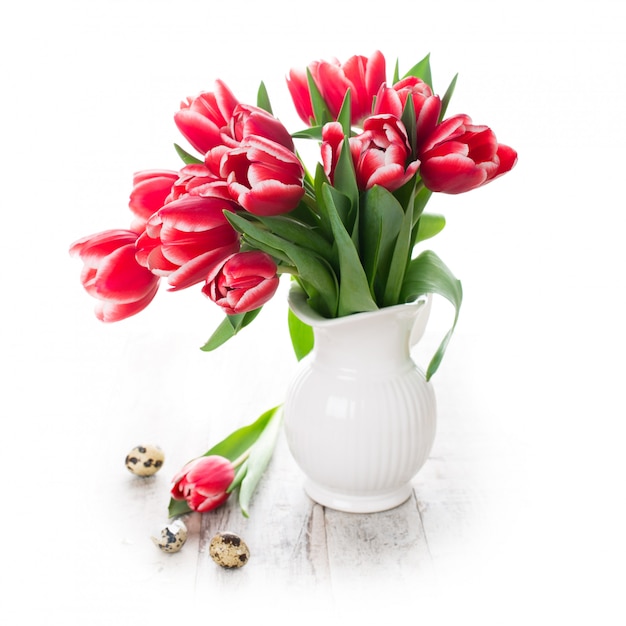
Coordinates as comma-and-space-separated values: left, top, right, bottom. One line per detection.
288, 283, 429, 328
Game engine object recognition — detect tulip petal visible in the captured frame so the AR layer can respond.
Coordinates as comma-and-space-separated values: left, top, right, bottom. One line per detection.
160, 223, 238, 265
94, 280, 159, 322
222, 251, 278, 280
420, 153, 488, 194
174, 109, 222, 154
129, 171, 178, 220
238, 108, 294, 151
364, 50, 387, 106
420, 114, 472, 153
286, 68, 315, 125
167, 243, 240, 291
494, 144, 518, 177
229, 276, 279, 313
158, 197, 235, 231
316, 62, 351, 117
238, 180, 305, 216
147, 249, 178, 275
69, 229, 137, 263
95, 244, 160, 303
212, 79, 240, 121
194, 492, 230, 512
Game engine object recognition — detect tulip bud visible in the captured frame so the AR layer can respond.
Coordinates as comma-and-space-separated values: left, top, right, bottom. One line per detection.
203, 251, 280, 315
69, 229, 160, 322
419, 115, 518, 194
221, 135, 305, 216
170, 455, 235, 513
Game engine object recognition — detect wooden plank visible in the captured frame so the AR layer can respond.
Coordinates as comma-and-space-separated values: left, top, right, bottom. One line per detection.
320, 490, 436, 618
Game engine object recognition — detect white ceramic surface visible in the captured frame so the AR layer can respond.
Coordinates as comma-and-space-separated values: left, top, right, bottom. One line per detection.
284, 286, 437, 513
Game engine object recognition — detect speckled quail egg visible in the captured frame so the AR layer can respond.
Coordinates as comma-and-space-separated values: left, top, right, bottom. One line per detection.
151, 519, 188, 553
209, 531, 250, 568
125, 444, 165, 476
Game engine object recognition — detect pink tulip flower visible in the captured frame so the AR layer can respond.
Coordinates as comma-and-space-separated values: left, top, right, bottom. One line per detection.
229, 103, 295, 152
322, 116, 420, 192
419, 114, 518, 194
354, 115, 421, 191
174, 81, 297, 158
203, 251, 280, 315
373, 77, 442, 149
221, 135, 305, 216
135, 191, 241, 291
170, 455, 235, 513
174, 80, 240, 154
128, 169, 179, 231
287, 50, 386, 126
69, 229, 160, 322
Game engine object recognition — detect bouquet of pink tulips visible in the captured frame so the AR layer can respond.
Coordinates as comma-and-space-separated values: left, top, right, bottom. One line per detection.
70, 51, 517, 517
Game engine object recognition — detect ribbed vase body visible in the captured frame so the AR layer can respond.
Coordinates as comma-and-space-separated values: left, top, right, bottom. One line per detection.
284, 287, 436, 513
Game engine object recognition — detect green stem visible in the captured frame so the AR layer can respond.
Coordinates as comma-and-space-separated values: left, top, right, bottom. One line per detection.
231, 449, 251, 469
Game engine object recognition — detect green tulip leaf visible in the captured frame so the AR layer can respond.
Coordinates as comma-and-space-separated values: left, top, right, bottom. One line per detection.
238, 405, 283, 517
322, 184, 378, 316
257, 81, 273, 114
306, 68, 332, 126
292, 126, 324, 141
226, 460, 249, 494
288, 307, 314, 361
201, 308, 263, 352
440, 73, 458, 121
415, 213, 446, 243
168, 498, 192, 518
413, 185, 433, 222
401, 95, 417, 156
287, 194, 327, 231
255, 215, 334, 261
331, 133, 359, 222
337, 89, 352, 137
383, 197, 414, 307
392, 58, 400, 85
403, 52, 432, 89
174, 143, 203, 165
313, 162, 333, 237
361, 185, 405, 299
400, 250, 462, 380
204, 406, 278, 463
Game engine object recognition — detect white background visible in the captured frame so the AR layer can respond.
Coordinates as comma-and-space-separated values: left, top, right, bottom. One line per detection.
1, 0, 625, 623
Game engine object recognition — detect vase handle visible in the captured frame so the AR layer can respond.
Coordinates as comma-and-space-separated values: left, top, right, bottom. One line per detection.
410, 295, 432, 348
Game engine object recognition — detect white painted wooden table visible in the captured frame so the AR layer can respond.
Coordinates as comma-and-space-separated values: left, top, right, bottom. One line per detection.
1, 280, 540, 625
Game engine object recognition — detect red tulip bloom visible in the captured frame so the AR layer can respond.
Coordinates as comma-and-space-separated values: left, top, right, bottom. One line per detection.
174, 80, 240, 154
373, 77, 441, 149
355, 115, 420, 191
203, 251, 280, 315
135, 190, 241, 291
69, 229, 160, 322
229, 103, 295, 152
221, 135, 305, 216
419, 114, 518, 194
322, 116, 420, 192
287, 51, 386, 126
128, 169, 179, 231
174, 81, 297, 159
170, 455, 235, 513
